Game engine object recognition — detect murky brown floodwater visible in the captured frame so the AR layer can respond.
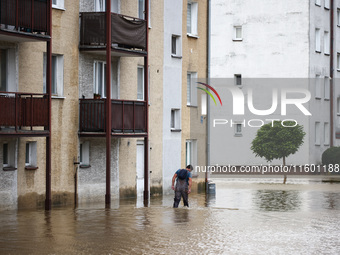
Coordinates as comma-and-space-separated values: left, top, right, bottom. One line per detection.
1, 177, 340, 254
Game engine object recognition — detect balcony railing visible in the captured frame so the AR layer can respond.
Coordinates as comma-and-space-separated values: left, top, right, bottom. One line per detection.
79, 12, 146, 51
79, 99, 147, 134
0, 0, 49, 35
0, 92, 49, 130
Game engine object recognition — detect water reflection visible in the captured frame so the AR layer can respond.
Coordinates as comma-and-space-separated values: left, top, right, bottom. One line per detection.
253, 190, 302, 211
0, 180, 340, 254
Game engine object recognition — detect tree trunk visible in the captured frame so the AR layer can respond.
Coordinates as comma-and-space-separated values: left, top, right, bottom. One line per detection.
283, 156, 287, 184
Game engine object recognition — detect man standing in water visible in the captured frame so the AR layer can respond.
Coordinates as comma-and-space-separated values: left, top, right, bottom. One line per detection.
171, 165, 193, 208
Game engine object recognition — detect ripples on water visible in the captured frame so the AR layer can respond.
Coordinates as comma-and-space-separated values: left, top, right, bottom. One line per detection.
0, 178, 340, 254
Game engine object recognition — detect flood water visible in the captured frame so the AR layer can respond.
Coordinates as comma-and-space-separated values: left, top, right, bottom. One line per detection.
1, 177, 340, 254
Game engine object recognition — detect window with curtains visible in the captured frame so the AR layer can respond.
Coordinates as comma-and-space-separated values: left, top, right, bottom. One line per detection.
43, 54, 64, 97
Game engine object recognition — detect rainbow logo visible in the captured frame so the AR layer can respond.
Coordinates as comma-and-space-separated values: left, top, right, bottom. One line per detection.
196, 82, 223, 106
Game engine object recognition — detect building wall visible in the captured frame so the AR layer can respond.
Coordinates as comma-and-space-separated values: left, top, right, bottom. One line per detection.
181, 0, 208, 190
163, 0, 183, 194
210, 0, 316, 166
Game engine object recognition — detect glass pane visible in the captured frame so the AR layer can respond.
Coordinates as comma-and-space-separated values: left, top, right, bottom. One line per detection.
0, 49, 7, 92
3, 144, 8, 165
52, 56, 57, 95
172, 36, 176, 55
187, 74, 191, 104
80, 144, 83, 163
171, 110, 175, 128
137, 67, 144, 100
236, 27, 242, 39
187, 4, 191, 33
98, 63, 103, 96
25, 143, 30, 164
138, 0, 144, 19
103, 63, 106, 97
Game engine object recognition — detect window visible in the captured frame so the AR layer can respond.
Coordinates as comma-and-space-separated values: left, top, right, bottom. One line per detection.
171, 109, 181, 130
2, 141, 17, 169
0, 49, 16, 92
80, 141, 90, 167
233, 26, 242, 41
315, 0, 321, 6
171, 35, 181, 57
95, 0, 120, 12
137, 66, 144, 100
324, 31, 330, 54
25, 142, 37, 168
138, 0, 151, 26
94, 61, 106, 98
52, 0, 64, 9
43, 54, 64, 97
324, 0, 330, 9
235, 74, 242, 86
337, 53, 340, 70
187, 72, 197, 106
235, 124, 242, 136
338, 9, 340, 26
338, 97, 340, 114
186, 140, 197, 167
324, 122, 329, 145
315, 28, 321, 52
315, 75, 322, 99
187, 2, 198, 36
3, 143, 8, 167
324, 77, 330, 100
315, 122, 321, 145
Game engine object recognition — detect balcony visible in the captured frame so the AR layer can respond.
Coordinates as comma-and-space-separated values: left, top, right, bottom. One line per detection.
0, 0, 50, 42
79, 99, 147, 136
79, 12, 147, 57
0, 92, 49, 136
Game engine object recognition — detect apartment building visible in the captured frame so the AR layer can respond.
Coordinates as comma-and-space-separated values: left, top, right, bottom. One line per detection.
210, 0, 340, 166
0, 0, 207, 210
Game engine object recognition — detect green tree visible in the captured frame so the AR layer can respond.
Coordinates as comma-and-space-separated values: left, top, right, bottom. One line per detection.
251, 121, 306, 184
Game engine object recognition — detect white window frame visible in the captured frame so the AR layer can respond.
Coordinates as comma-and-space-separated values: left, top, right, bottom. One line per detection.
337, 9, 340, 26
80, 141, 90, 166
315, 121, 321, 145
187, 2, 198, 37
315, 0, 321, 6
93, 60, 107, 98
171, 109, 181, 131
25, 142, 37, 168
233, 26, 242, 41
324, 0, 330, 9
171, 35, 182, 57
235, 124, 242, 136
337, 53, 340, 71
186, 140, 197, 167
43, 54, 64, 97
315, 75, 322, 99
52, 0, 65, 10
234, 74, 242, 86
324, 31, 330, 54
337, 97, 340, 114
324, 76, 330, 100
187, 72, 197, 106
2, 141, 17, 169
324, 122, 330, 145
315, 28, 321, 52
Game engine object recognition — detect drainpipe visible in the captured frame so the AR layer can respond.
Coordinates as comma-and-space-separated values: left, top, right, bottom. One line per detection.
45, 0, 52, 211
206, 0, 211, 193
330, 0, 334, 147
143, 0, 149, 206
105, 0, 112, 207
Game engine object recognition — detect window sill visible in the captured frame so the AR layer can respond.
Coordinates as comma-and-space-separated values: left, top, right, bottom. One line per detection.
233, 39, 243, 42
25, 166, 38, 170
3, 167, 17, 171
187, 33, 199, 39
171, 54, 182, 59
52, 96, 66, 99
324, 7, 330, 10
337, 69, 340, 72
234, 134, 243, 137
315, 50, 321, 53
187, 104, 198, 108
315, 143, 320, 146
324, 98, 330, 101
324, 53, 330, 56
315, 3, 321, 7
80, 164, 91, 169
52, 6, 66, 11
315, 97, 321, 100
171, 128, 182, 132
324, 143, 330, 146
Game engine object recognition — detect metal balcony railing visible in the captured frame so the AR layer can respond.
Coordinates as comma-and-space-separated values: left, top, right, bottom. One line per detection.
0, 0, 49, 35
0, 92, 49, 130
79, 12, 146, 51
79, 99, 147, 134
